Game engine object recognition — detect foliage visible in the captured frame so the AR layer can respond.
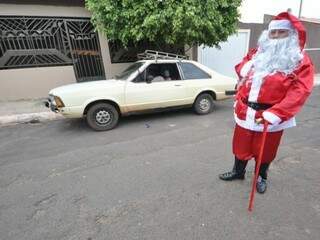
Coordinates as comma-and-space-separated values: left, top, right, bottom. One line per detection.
86, 0, 242, 47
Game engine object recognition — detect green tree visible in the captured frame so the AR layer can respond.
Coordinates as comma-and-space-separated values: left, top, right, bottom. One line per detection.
86, 0, 242, 48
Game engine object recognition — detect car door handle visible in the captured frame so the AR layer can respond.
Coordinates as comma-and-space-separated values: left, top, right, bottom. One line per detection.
174, 84, 182, 87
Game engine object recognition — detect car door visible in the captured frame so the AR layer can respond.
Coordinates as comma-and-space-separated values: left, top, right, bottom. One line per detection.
178, 62, 214, 100
125, 63, 188, 112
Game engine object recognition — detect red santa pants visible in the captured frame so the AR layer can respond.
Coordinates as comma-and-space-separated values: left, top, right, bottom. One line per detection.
233, 124, 283, 164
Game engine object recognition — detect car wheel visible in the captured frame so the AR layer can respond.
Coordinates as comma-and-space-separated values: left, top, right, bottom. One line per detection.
86, 103, 119, 131
193, 93, 214, 115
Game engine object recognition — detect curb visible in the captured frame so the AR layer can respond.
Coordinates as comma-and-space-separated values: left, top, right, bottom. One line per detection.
0, 112, 64, 127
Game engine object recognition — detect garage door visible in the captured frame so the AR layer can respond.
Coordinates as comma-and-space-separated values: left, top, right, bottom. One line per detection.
198, 30, 250, 78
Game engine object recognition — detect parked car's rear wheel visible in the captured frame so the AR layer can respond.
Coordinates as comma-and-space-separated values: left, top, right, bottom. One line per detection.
86, 103, 119, 131
193, 93, 214, 115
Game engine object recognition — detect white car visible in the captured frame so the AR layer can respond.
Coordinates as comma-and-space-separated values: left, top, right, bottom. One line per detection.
46, 53, 236, 131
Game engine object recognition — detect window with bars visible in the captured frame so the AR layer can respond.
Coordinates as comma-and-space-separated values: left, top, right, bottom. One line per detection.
0, 16, 105, 82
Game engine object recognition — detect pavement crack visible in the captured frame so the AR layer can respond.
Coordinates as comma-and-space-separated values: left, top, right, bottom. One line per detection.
0, 174, 22, 189
33, 193, 57, 207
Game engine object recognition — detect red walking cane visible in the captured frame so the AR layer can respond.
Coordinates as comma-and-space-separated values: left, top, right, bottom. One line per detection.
248, 121, 269, 212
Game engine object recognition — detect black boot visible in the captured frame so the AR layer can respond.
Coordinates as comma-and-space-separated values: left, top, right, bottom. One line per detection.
219, 157, 248, 181
256, 163, 269, 194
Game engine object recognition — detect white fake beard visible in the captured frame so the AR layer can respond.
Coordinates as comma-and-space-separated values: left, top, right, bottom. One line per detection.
252, 30, 303, 77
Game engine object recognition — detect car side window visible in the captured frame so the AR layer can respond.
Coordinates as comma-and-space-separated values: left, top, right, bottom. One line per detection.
180, 62, 211, 80
133, 63, 182, 83
133, 70, 146, 83
146, 63, 181, 83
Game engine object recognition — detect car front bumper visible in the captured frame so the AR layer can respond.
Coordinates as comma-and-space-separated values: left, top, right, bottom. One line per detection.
225, 90, 237, 96
45, 98, 83, 118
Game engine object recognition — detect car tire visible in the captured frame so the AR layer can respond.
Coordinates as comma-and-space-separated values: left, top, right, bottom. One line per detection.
86, 103, 119, 131
193, 93, 214, 115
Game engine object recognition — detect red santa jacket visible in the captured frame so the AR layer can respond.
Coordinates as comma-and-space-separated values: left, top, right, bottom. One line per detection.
234, 12, 314, 132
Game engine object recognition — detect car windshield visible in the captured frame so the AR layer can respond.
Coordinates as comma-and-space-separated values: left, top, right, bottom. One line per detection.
114, 62, 144, 80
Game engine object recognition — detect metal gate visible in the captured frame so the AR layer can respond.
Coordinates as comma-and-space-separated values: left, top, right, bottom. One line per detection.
66, 20, 105, 82
0, 16, 105, 82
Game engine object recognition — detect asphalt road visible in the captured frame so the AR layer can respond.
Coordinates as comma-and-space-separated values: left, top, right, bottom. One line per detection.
1, 88, 320, 240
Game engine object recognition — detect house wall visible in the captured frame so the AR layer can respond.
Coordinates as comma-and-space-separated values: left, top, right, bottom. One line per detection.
238, 22, 267, 49
0, 66, 77, 100
0, 3, 130, 101
0, 0, 85, 5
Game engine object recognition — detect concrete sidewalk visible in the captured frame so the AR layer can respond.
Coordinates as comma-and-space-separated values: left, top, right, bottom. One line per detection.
0, 98, 63, 126
0, 74, 319, 127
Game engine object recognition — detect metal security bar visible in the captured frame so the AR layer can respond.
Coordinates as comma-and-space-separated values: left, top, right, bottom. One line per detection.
0, 17, 72, 68
0, 16, 105, 82
66, 20, 105, 82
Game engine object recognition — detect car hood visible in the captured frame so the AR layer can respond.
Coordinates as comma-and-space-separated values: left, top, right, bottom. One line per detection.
49, 79, 124, 96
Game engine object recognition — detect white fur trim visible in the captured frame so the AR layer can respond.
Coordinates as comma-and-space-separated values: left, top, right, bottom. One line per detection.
244, 69, 265, 129
268, 20, 293, 31
240, 60, 253, 78
248, 72, 264, 102
233, 100, 237, 108
246, 106, 256, 129
263, 111, 282, 125
235, 114, 296, 132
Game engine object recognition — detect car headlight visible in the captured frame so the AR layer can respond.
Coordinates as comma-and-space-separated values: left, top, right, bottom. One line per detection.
54, 96, 65, 108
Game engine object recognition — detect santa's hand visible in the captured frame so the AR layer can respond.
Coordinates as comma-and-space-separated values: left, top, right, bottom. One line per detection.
255, 118, 263, 124
255, 118, 271, 125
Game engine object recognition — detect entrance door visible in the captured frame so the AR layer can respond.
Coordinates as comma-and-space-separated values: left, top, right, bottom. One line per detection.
198, 29, 250, 78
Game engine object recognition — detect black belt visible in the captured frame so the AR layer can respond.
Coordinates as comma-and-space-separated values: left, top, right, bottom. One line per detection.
246, 101, 273, 111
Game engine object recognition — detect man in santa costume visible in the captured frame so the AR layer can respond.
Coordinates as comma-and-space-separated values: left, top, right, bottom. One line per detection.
219, 12, 314, 193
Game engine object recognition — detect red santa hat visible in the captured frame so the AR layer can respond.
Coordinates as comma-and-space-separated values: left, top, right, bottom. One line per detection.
270, 12, 306, 49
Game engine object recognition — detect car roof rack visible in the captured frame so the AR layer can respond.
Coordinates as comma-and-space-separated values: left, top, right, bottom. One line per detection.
137, 50, 188, 61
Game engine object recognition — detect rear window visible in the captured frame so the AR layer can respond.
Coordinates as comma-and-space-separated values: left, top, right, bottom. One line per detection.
180, 63, 211, 80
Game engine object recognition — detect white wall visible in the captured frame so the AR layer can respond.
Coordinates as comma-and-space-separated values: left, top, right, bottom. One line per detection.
0, 66, 77, 100
198, 30, 250, 78
0, 4, 90, 17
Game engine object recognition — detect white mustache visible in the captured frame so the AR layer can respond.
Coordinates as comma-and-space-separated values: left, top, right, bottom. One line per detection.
252, 30, 303, 76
